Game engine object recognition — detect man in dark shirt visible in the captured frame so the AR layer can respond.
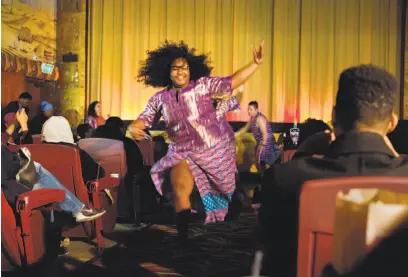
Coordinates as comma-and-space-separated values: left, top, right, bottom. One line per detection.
258, 64, 408, 277
3, 92, 32, 116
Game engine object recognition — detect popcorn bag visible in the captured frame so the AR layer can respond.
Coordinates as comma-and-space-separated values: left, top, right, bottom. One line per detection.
332, 189, 408, 274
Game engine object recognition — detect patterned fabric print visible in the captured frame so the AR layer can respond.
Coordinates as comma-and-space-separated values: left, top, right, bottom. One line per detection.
151, 137, 237, 224
137, 76, 233, 152
85, 116, 97, 129
250, 112, 279, 165
215, 96, 240, 144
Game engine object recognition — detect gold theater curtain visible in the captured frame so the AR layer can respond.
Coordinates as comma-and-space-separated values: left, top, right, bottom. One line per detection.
87, 0, 401, 123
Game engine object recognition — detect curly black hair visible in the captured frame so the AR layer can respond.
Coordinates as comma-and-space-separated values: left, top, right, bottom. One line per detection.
138, 41, 213, 88
335, 64, 398, 131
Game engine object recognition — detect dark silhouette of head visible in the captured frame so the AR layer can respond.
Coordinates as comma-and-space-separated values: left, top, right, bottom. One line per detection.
76, 123, 93, 140
299, 118, 331, 145
333, 64, 398, 136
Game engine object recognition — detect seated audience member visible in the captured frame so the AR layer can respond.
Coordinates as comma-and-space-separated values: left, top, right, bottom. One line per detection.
3, 92, 32, 116
42, 116, 104, 183
76, 123, 93, 141
29, 101, 54, 134
258, 64, 408, 277
1, 145, 105, 222
93, 117, 144, 177
152, 135, 169, 161
292, 118, 333, 159
85, 101, 106, 129
2, 108, 32, 145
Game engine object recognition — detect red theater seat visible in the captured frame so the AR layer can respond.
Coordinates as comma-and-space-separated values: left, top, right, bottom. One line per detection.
1, 132, 10, 144
281, 149, 297, 163
137, 140, 155, 166
78, 138, 126, 230
22, 144, 120, 249
297, 176, 408, 277
1, 189, 65, 270
32, 135, 42, 144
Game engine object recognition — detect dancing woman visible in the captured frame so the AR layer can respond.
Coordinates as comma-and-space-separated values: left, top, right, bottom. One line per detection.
128, 40, 264, 252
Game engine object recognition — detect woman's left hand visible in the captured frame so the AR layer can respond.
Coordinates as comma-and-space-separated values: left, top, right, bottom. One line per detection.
253, 40, 265, 65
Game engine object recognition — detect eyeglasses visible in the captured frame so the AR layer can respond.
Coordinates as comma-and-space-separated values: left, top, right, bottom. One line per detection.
171, 66, 189, 72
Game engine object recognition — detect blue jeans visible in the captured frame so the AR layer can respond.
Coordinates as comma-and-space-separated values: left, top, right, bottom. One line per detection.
33, 162, 85, 215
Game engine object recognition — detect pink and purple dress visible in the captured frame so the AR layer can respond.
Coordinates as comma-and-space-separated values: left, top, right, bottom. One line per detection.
138, 76, 237, 223
215, 96, 240, 144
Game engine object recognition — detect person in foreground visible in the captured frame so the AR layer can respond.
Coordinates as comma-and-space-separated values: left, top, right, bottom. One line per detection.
128, 40, 264, 254
257, 64, 408, 277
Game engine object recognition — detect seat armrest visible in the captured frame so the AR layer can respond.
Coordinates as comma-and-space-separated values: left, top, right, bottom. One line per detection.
90, 177, 120, 192
16, 189, 66, 212
16, 189, 65, 265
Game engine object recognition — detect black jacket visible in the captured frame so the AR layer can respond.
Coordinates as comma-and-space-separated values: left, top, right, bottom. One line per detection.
258, 131, 408, 277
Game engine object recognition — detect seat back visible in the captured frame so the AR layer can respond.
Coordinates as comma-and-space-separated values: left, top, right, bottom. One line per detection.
22, 144, 93, 238
1, 192, 22, 270
78, 138, 127, 178
137, 140, 155, 166
281, 149, 297, 163
32, 135, 42, 144
1, 132, 10, 145
297, 176, 408, 277
78, 138, 125, 230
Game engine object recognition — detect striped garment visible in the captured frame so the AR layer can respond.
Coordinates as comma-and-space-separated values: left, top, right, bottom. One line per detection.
250, 112, 281, 166
151, 136, 237, 223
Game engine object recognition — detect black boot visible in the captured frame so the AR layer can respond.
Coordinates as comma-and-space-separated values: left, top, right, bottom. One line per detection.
173, 209, 191, 258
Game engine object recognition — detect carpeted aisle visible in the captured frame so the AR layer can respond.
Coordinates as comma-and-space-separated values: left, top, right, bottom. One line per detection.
65, 213, 256, 277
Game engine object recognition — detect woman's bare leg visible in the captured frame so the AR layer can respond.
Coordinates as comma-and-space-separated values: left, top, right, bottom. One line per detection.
170, 159, 194, 253
170, 159, 194, 212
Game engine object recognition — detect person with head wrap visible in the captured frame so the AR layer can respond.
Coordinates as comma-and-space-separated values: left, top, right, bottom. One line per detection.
42, 116, 104, 184
29, 100, 54, 134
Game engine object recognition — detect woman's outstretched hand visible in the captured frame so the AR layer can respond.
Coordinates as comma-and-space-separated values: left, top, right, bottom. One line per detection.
252, 40, 265, 65
128, 122, 148, 140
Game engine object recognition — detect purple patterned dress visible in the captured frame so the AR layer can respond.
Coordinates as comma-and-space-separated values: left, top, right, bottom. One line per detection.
137, 76, 237, 223
215, 96, 240, 144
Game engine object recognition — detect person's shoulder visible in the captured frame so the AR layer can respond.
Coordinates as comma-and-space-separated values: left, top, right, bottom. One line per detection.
5, 101, 18, 107
271, 155, 333, 178
149, 88, 168, 100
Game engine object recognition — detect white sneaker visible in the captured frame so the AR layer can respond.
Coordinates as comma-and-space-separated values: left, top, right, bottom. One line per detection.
75, 209, 106, 222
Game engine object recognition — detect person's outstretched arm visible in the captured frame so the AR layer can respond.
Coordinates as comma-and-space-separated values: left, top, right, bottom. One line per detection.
231, 40, 264, 89
128, 94, 160, 140
235, 121, 250, 138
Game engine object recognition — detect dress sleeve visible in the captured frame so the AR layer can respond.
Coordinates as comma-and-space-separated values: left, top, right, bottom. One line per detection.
202, 76, 233, 97
226, 96, 240, 112
137, 92, 161, 129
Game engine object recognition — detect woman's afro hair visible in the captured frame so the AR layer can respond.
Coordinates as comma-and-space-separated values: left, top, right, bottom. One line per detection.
137, 40, 213, 88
